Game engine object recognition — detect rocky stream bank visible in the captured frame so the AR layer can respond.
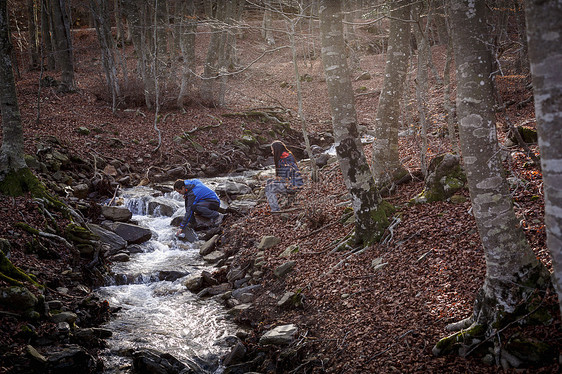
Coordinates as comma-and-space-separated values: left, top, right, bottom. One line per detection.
0, 133, 331, 374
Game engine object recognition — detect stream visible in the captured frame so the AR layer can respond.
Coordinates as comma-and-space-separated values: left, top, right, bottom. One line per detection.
95, 183, 240, 373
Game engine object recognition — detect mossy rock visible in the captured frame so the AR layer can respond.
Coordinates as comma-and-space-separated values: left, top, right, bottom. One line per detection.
506, 337, 557, 366
411, 154, 466, 204
75, 126, 91, 135
65, 223, 99, 246
24, 155, 42, 170
509, 126, 538, 144
240, 134, 257, 146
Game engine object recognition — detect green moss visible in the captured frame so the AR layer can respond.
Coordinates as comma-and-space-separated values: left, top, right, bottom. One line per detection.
240, 134, 257, 146
15, 222, 40, 235
0, 168, 45, 197
64, 223, 98, 245
433, 323, 486, 356
0, 241, 43, 288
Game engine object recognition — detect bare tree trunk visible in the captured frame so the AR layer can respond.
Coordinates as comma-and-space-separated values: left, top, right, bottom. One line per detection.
177, 0, 196, 110
51, 0, 74, 92
90, 0, 121, 112
122, 0, 155, 108
262, 1, 274, 45
27, 0, 40, 69
371, 0, 412, 185
413, 4, 429, 176
113, 0, 122, 42
319, 0, 391, 248
0, 0, 27, 177
434, 0, 550, 358
442, 22, 458, 154
525, 0, 562, 317
288, 17, 318, 182
200, 0, 223, 106
41, 0, 55, 70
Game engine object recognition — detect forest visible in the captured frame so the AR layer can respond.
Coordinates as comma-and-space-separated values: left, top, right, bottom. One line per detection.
0, 0, 561, 373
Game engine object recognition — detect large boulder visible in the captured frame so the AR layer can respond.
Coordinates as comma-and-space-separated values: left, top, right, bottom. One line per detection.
215, 181, 252, 197
147, 198, 178, 217
46, 345, 99, 374
106, 222, 152, 244
101, 205, 132, 222
87, 223, 127, 253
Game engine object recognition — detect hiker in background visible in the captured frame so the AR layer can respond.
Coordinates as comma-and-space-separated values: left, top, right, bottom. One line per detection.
174, 179, 223, 236
265, 140, 304, 212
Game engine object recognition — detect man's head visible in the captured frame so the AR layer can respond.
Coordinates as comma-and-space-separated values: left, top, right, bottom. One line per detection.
173, 179, 185, 194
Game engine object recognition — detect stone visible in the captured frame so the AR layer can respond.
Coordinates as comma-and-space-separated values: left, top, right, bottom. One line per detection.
46, 300, 63, 311
411, 153, 466, 204
46, 344, 98, 373
277, 291, 303, 309
87, 223, 127, 253
279, 244, 299, 258
184, 275, 204, 293
133, 349, 187, 374
107, 222, 152, 244
72, 183, 90, 199
227, 266, 247, 283
109, 252, 130, 262
200, 234, 219, 256
76, 126, 90, 135
229, 200, 257, 213
101, 205, 132, 222
356, 71, 371, 80
258, 236, 280, 250
50, 311, 78, 325
0, 286, 38, 311
274, 261, 296, 278
57, 322, 71, 336
215, 181, 252, 196
203, 250, 225, 263
147, 199, 177, 217
222, 341, 247, 366
259, 324, 298, 346
232, 285, 262, 303
227, 304, 252, 317
26, 345, 47, 364
199, 283, 231, 297
201, 271, 219, 286
158, 270, 188, 282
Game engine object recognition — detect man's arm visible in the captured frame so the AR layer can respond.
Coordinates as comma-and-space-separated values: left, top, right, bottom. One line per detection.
180, 188, 196, 228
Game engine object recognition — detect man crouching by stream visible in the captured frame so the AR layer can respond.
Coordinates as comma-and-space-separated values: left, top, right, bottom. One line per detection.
174, 179, 223, 237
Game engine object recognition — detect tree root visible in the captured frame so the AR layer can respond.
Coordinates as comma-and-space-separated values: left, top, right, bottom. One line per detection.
0, 239, 42, 288
432, 322, 486, 357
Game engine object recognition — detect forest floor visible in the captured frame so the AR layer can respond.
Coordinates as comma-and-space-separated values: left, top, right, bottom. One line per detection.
1, 18, 561, 374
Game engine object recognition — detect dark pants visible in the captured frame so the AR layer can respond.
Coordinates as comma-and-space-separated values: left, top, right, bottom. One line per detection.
193, 199, 220, 219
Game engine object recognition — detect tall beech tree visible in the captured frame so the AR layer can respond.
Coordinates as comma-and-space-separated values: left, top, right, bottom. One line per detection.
0, 0, 26, 180
371, 0, 412, 185
51, 0, 74, 92
1, 0, 47, 196
319, 0, 392, 247
433, 0, 551, 359
525, 0, 562, 316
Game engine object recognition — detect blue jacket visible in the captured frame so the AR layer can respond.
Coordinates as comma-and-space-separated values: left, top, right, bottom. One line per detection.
180, 179, 220, 228
276, 153, 304, 190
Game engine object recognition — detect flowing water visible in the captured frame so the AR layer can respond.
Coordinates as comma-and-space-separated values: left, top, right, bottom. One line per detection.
96, 185, 238, 373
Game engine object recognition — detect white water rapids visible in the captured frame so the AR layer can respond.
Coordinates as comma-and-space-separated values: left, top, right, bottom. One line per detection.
96, 186, 237, 373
